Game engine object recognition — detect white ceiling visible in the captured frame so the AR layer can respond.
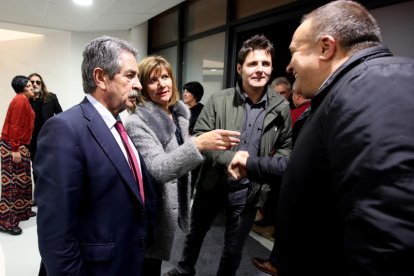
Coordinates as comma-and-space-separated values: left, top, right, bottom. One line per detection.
0, 0, 185, 33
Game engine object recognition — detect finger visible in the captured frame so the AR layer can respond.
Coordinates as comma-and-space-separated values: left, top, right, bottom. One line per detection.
223, 141, 238, 148
217, 129, 241, 137
227, 142, 238, 148
217, 145, 227, 150
227, 136, 240, 143
227, 130, 241, 136
228, 168, 239, 180
229, 172, 238, 180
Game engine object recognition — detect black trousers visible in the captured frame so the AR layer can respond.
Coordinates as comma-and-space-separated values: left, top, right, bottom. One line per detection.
175, 185, 256, 276
141, 257, 162, 276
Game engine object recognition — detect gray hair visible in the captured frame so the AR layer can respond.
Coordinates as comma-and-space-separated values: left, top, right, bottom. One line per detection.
271, 77, 292, 91
81, 36, 138, 94
303, 0, 382, 54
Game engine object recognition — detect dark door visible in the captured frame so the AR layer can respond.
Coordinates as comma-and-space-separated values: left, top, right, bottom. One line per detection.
228, 16, 300, 87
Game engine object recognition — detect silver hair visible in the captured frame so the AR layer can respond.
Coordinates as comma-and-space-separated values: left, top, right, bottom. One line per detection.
81, 36, 138, 94
271, 77, 292, 91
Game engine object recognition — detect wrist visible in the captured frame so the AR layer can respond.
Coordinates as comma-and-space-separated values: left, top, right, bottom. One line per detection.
194, 136, 203, 151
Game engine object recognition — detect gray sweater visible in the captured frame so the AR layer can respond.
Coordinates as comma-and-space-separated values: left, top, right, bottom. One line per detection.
125, 100, 203, 260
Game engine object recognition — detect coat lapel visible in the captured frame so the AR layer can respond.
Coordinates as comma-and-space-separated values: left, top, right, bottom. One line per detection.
80, 98, 144, 205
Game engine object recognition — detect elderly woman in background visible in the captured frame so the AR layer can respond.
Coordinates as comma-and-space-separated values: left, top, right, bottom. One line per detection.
125, 55, 240, 275
0, 75, 35, 235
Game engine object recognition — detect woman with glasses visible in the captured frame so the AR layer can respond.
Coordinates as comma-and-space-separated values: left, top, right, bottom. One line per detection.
28, 73, 62, 186
0, 75, 35, 235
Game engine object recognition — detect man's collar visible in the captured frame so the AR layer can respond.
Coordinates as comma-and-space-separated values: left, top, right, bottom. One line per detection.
236, 80, 267, 105
86, 94, 120, 129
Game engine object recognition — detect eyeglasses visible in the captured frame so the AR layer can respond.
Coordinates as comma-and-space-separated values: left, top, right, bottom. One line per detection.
31, 80, 41, 85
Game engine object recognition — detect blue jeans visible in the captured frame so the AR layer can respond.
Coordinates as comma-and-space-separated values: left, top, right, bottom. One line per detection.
175, 185, 256, 276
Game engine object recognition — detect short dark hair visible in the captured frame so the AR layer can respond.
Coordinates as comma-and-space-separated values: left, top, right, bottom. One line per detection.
237, 34, 275, 66
303, 0, 381, 53
11, 75, 30, 94
183, 81, 204, 102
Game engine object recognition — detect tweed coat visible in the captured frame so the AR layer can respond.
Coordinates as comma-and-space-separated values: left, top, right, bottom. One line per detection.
125, 100, 204, 261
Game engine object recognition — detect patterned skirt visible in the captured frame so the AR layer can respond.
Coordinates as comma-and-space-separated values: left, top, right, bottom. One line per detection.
0, 140, 33, 229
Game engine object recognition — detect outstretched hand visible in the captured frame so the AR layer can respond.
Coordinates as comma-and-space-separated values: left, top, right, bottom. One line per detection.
228, 151, 249, 180
195, 129, 240, 151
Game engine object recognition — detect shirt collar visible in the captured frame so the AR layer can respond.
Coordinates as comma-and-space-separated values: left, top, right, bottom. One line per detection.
244, 91, 267, 107
86, 94, 120, 129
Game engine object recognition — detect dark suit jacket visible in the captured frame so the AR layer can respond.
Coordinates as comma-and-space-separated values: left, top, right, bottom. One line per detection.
34, 97, 156, 276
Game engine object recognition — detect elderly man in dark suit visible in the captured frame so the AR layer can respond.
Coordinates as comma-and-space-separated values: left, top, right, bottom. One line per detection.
34, 36, 156, 276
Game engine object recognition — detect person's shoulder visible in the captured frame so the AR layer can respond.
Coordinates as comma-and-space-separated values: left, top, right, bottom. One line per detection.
364, 55, 414, 71
51, 104, 80, 120
10, 94, 29, 107
173, 100, 191, 120
125, 107, 148, 130
348, 46, 413, 76
221, 87, 236, 95
48, 92, 58, 98
267, 88, 290, 109
346, 53, 414, 83
125, 109, 144, 125
194, 102, 204, 111
208, 87, 236, 101
41, 106, 76, 129
267, 87, 284, 101
13, 94, 27, 101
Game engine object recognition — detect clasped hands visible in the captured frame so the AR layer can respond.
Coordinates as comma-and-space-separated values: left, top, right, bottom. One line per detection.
193, 129, 249, 180
228, 150, 249, 180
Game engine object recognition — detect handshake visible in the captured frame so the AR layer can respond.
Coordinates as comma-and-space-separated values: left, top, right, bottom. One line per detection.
193, 129, 249, 180
228, 151, 249, 180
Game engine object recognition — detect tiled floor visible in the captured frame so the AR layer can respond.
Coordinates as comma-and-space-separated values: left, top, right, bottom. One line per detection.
0, 207, 40, 276
0, 207, 272, 276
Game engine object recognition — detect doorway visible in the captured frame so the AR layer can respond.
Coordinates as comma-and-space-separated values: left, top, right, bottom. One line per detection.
230, 16, 300, 86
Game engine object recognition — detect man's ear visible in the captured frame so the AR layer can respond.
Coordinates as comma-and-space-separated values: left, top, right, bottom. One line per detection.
236, 64, 242, 75
319, 35, 336, 61
93, 67, 107, 90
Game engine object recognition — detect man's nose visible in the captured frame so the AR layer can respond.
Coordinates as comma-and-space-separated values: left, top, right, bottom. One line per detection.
286, 63, 293, 73
133, 77, 142, 91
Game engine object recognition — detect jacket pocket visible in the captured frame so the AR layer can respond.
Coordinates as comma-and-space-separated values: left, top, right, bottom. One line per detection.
80, 243, 116, 262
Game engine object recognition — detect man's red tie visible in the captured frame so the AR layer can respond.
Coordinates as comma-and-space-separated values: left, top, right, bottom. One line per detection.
115, 121, 145, 203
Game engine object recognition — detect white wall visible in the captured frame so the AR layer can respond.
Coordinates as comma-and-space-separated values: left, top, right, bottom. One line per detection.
370, 0, 414, 58
0, 23, 148, 127
1, 0, 413, 126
